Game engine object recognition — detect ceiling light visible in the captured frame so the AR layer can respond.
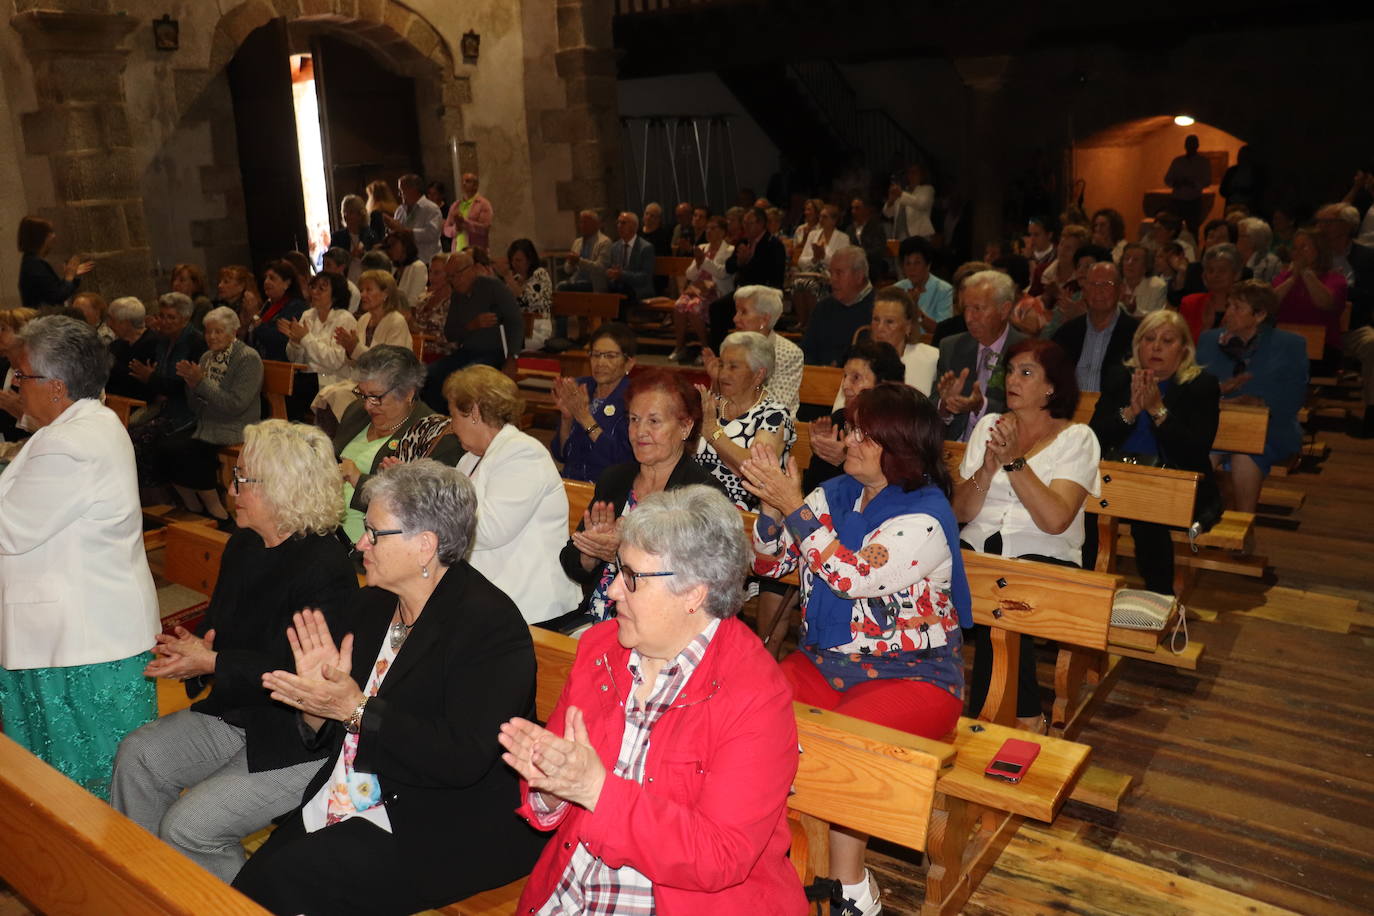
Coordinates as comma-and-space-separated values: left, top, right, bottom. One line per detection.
1174, 115, 1196, 127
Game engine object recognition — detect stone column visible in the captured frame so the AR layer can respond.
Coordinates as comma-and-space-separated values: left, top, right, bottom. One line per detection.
551, 0, 623, 217
12, 9, 155, 302
954, 56, 1011, 253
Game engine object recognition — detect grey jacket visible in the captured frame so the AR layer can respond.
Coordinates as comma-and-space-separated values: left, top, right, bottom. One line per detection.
189, 339, 263, 444
935, 325, 1027, 442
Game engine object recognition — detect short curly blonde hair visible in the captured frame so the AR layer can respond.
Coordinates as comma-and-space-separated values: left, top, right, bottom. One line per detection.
359, 269, 403, 314
442, 364, 524, 429
1124, 309, 1203, 384
241, 420, 345, 537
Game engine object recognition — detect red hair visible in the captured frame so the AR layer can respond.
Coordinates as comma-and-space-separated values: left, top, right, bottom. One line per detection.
626, 368, 703, 449
847, 383, 950, 495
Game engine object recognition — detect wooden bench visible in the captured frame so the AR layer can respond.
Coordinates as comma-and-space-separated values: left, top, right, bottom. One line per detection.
0, 732, 270, 915
104, 393, 146, 427
1278, 322, 1325, 361
551, 290, 623, 339
1072, 391, 1269, 455
260, 359, 308, 421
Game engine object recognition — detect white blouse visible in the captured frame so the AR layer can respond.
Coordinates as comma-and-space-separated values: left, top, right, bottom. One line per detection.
684, 241, 735, 297
396, 261, 428, 311
286, 307, 358, 387
833, 342, 939, 411
797, 227, 848, 272
958, 414, 1101, 565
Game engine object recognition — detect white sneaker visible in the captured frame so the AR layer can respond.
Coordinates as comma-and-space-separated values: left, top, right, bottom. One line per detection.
668, 347, 685, 362
837, 868, 881, 916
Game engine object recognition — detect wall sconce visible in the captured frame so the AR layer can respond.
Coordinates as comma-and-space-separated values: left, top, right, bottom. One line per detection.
461, 30, 480, 64
153, 14, 179, 51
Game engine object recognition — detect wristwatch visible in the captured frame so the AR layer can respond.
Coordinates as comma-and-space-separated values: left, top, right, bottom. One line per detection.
1002, 457, 1027, 473
344, 698, 369, 734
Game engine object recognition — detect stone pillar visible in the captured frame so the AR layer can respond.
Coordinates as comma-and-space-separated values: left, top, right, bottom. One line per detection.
551, 0, 623, 218
954, 56, 1011, 253
12, 9, 155, 302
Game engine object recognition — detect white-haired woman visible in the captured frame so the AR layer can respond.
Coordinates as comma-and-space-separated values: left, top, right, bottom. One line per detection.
232, 461, 545, 915
500, 485, 806, 914
446, 365, 581, 625
1090, 310, 1220, 593
112, 420, 357, 880
1236, 217, 1282, 284
0, 317, 160, 800
333, 345, 462, 545
106, 295, 159, 400
722, 284, 804, 416
155, 305, 263, 528
695, 330, 795, 510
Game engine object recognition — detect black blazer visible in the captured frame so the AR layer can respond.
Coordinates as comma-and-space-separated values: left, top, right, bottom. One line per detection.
1090, 364, 1221, 514
293, 565, 545, 904
1348, 241, 1374, 328
190, 530, 359, 772
935, 325, 1028, 441
726, 231, 787, 289
332, 400, 465, 511
18, 252, 79, 309
559, 452, 724, 598
1052, 311, 1139, 393
329, 225, 380, 255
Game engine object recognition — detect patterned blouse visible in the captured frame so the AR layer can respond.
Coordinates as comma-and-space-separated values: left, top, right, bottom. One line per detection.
693, 393, 795, 510
518, 267, 553, 317
532, 619, 720, 914
752, 489, 963, 699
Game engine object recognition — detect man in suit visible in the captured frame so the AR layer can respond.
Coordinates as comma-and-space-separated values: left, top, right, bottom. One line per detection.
935, 268, 1026, 442
1053, 260, 1139, 393
386, 174, 444, 264
847, 197, 889, 282
710, 206, 786, 350
601, 210, 657, 314
554, 210, 613, 341
1319, 202, 1374, 436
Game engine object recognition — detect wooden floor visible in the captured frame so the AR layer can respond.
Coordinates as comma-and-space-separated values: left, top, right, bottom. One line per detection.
868, 384, 1374, 915
4, 381, 1370, 916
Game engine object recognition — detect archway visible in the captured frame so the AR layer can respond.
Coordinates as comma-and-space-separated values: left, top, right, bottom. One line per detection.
1073, 116, 1246, 235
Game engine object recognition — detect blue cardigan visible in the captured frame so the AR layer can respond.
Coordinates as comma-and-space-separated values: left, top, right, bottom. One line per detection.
1196, 324, 1307, 461
550, 374, 634, 482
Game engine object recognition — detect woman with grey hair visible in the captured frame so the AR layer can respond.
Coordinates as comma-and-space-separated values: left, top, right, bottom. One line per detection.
233, 460, 545, 915
695, 329, 795, 509
331, 192, 380, 283
106, 295, 159, 400
722, 283, 804, 415
1235, 217, 1282, 284
0, 316, 160, 799
152, 305, 262, 527
500, 484, 806, 914
1180, 243, 1243, 342
332, 344, 461, 546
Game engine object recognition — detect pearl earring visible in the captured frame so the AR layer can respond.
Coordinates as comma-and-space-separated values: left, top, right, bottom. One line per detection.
421, 564, 430, 579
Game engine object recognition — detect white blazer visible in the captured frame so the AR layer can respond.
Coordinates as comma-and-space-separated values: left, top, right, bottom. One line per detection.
0, 399, 159, 669
457, 424, 580, 625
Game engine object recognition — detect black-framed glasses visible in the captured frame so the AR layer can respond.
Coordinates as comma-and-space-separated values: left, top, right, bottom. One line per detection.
364, 523, 405, 545
588, 349, 626, 361
11, 370, 48, 383
615, 554, 675, 593
352, 386, 395, 406
230, 465, 260, 495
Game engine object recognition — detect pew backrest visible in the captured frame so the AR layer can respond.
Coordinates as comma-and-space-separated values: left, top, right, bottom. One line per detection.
962, 552, 1118, 651
653, 256, 694, 279
798, 364, 843, 410
260, 360, 304, 421
1071, 392, 1268, 455
552, 291, 623, 337
1278, 323, 1324, 361
104, 393, 145, 428
163, 521, 230, 595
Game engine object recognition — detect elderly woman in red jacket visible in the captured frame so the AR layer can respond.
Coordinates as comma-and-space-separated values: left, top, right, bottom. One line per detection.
499, 485, 805, 915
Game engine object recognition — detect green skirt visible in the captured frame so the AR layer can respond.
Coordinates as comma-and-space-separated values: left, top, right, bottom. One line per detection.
0, 652, 156, 801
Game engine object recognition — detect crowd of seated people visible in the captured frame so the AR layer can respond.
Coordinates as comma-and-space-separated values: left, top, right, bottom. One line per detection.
7, 151, 1374, 916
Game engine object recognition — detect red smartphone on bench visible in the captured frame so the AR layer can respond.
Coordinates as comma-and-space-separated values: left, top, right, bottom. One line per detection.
984, 738, 1040, 784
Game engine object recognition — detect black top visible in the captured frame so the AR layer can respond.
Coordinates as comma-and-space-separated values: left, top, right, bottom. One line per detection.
190, 529, 359, 772
1089, 364, 1222, 514
248, 297, 307, 362
291, 564, 545, 902
330, 225, 381, 255
725, 231, 787, 290
639, 225, 673, 258
18, 252, 79, 309
147, 326, 208, 429
802, 287, 876, 366
442, 274, 524, 359
106, 329, 160, 400
558, 453, 724, 607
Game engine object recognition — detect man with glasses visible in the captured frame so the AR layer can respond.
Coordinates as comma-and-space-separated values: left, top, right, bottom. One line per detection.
421, 251, 524, 411
1053, 259, 1139, 393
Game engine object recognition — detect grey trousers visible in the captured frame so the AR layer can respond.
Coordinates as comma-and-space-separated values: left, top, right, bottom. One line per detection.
110, 709, 326, 883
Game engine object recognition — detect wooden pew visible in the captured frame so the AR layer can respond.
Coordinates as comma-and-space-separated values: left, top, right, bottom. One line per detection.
260, 359, 306, 421
798, 363, 843, 413
163, 522, 231, 594
1071, 391, 1269, 455
0, 732, 270, 916
551, 290, 623, 339
103, 393, 145, 428
1278, 323, 1325, 361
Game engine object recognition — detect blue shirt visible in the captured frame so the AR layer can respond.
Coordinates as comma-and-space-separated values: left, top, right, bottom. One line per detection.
895, 275, 955, 323
1123, 380, 1173, 454
1075, 309, 1120, 393
550, 375, 634, 483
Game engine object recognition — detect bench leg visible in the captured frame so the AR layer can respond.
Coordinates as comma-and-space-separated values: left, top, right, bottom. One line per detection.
977, 628, 1020, 728
1051, 646, 1093, 735
923, 796, 1023, 916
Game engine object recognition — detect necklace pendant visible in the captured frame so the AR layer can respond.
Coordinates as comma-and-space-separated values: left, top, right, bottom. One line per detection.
388, 620, 410, 650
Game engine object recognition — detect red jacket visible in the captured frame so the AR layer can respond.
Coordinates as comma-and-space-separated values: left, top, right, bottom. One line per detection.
515, 617, 806, 915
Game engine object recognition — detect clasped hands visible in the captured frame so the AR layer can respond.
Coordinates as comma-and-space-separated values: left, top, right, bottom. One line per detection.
936, 368, 983, 417
144, 626, 217, 681
1127, 368, 1164, 420
572, 500, 620, 564
174, 359, 204, 386
552, 376, 592, 425
499, 706, 606, 812
982, 413, 1021, 472
740, 442, 805, 520
261, 609, 363, 724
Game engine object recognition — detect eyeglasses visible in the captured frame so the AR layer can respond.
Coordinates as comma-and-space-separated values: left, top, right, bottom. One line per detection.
231, 465, 260, 495
588, 350, 626, 361
615, 554, 675, 593
846, 426, 869, 444
363, 523, 405, 545
1085, 280, 1118, 289
11, 370, 48, 384
352, 386, 395, 406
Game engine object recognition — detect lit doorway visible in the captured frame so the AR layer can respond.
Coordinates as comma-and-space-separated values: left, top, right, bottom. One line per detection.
291, 53, 331, 267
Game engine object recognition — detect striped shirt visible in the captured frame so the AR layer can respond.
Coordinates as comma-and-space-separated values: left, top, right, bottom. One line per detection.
533, 618, 720, 915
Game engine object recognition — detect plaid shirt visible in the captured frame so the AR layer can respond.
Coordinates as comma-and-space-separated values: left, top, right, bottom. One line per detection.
533, 618, 720, 915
